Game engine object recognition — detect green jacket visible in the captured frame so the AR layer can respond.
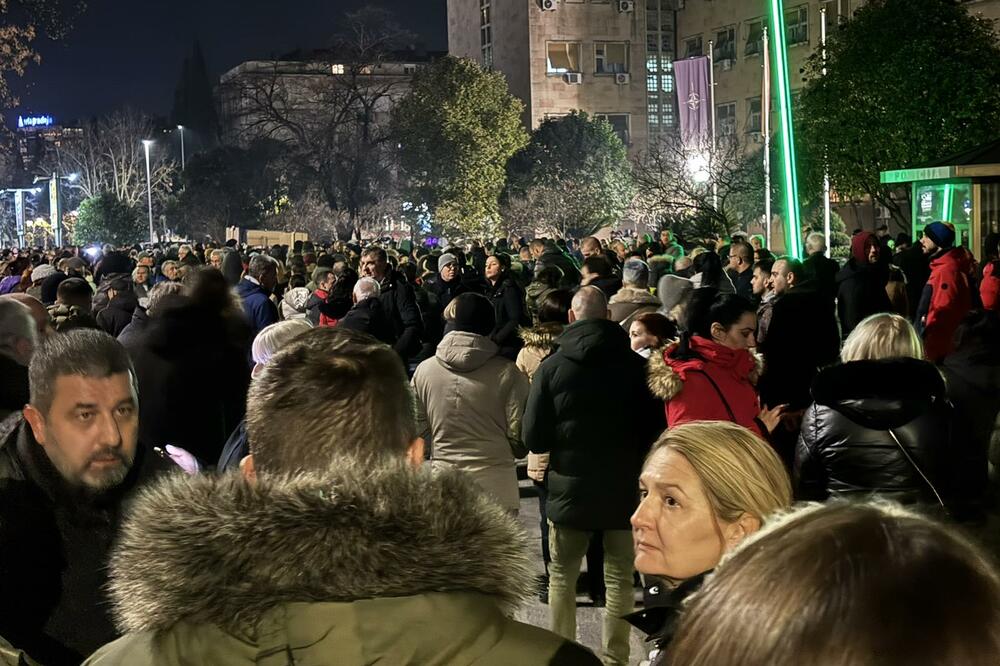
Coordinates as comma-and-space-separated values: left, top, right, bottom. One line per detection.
84, 463, 598, 666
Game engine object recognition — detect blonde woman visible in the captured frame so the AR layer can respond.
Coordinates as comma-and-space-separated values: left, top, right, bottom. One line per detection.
627, 421, 791, 664
795, 313, 954, 510
665, 502, 1000, 666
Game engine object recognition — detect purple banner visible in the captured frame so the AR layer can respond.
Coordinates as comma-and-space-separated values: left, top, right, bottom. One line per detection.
674, 56, 711, 145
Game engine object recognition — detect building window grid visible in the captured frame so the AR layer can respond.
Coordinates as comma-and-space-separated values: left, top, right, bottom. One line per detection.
746, 96, 762, 134
717, 102, 737, 137
787, 5, 809, 45
595, 42, 630, 75
745, 19, 764, 57
646, 0, 677, 135
714, 27, 736, 62
480, 0, 493, 69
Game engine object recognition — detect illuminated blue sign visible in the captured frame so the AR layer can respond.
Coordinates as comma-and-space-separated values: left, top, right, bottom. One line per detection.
17, 115, 55, 129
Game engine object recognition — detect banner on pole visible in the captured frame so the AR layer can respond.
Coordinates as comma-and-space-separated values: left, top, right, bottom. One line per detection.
674, 56, 711, 145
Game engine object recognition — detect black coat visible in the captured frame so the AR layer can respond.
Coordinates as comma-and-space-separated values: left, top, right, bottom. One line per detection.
835, 260, 891, 337
96, 296, 137, 338
337, 298, 396, 346
795, 358, 954, 508
894, 244, 931, 319
624, 574, 707, 666
802, 252, 840, 302
129, 304, 251, 464
116, 306, 148, 351
375, 271, 423, 362
758, 283, 841, 410
524, 318, 665, 530
486, 276, 530, 360
534, 247, 581, 289
0, 415, 171, 665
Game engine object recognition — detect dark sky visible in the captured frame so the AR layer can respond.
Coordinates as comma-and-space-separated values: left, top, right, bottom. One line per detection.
9, 0, 447, 125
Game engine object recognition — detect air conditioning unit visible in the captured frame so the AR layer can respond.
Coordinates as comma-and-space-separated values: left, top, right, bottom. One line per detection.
615, 72, 631, 85
721, 58, 734, 71
617, 0, 635, 12
540, 0, 557, 10
564, 72, 583, 84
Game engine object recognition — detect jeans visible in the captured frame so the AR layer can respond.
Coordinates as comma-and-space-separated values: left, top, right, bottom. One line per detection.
548, 521, 634, 666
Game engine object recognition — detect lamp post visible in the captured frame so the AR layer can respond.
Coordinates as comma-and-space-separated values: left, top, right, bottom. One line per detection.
1, 187, 40, 248
143, 140, 155, 244
177, 125, 186, 170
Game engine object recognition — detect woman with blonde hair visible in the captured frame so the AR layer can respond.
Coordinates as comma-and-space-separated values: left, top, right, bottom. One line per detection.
795, 313, 954, 510
665, 502, 1000, 666
626, 421, 792, 663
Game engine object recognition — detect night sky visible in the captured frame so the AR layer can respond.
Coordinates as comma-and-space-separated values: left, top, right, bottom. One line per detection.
8, 0, 448, 125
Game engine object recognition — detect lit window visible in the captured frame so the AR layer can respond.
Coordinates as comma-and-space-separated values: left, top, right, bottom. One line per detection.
331, 64, 345, 75
596, 42, 629, 74
647, 75, 657, 92
547, 42, 582, 74
661, 74, 673, 92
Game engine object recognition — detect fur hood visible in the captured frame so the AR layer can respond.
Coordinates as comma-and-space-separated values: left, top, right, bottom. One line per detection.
518, 321, 563, 349
647, 341, 763, 401
107, 462, 534, 635
609, 286, 661, 306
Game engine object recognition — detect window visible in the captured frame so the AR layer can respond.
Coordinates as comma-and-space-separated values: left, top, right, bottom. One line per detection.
822, 0, 851, 28
547, 42, 582, 74
786, 6, 809, 45
331, 64, 345, 75
717, 102, 736, 137
595, 42, 629, 74
746, 96, 762, 133
684, 36, 703, 58
596, 113, 630, 146
714, 27, 736, 62
480, 0, 493, 69
745, 19, 764, 57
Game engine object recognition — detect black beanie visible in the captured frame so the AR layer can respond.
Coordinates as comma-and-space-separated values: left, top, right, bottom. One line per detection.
453, 293, 496, 336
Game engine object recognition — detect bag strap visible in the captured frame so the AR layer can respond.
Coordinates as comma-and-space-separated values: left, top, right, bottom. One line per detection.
887, 428, 945, 509
690, 369, 737, 423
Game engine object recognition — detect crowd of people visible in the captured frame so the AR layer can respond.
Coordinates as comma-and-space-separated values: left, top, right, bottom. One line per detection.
0, 221, 999, 665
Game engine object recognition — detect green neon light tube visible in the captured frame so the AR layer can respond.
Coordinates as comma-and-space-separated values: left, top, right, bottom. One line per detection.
941, 183, 953, 223
768, 0, 802, 258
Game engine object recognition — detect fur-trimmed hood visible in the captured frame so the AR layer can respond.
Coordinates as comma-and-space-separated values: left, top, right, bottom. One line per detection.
608, 286, 661, 307
647, 338, 762, 401
518, 321, 564, 350
107, 462, 534, 635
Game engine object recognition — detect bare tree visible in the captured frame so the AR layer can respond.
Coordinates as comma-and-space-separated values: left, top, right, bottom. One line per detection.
219, 8, 412, 240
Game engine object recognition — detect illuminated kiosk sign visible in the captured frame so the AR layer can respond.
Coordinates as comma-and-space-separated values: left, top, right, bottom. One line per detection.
17, 115, 55, 129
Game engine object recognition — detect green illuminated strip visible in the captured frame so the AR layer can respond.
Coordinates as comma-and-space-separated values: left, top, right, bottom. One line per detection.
768, 0, 802, 258
941, 183, 953, 222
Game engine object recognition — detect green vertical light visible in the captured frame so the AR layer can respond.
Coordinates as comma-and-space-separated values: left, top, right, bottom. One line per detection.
941, 183, 953, 222
768, 0, 802, 258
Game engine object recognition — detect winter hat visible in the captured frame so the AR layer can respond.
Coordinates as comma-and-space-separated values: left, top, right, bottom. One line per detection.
438, 253, 458, 272
31, 263, 57, 283
657, 274, 694, 317
924, 221, 955, 249
452, 293, 495, 336
851, 231, 878, 264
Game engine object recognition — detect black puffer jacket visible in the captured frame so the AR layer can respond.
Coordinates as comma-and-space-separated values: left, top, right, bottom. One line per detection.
487, 276, 530, 360
794, 358, 953, 508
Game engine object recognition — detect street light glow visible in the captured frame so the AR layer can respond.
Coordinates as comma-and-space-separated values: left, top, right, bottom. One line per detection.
67, 173, 79, 182
687, 153, 711, 184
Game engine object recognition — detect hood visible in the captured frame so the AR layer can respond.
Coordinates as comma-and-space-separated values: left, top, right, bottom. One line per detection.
557, 318, 631, 363
518, 322, 564, 350
609, 286, 661, 307
282, 286, 310, 312
851, 231, 877, 265
106, 461, 534, 634
435, 330, 500, 372
811, 358, 945, 429
647, 336, 755, 400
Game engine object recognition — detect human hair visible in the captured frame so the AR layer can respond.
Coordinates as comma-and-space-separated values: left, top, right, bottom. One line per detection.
251, 319, 313, 367
840, 313, 923, 363
754, 257, 775, 276
360, 247, 388, 264
581, 236, 601, 253
537, 289, 573, 325
571, 285, 608, 321
0, 299, 36, 359
209, 249, 224, 262
529, 239, 546, 254
29, 329, 136, 416
288, 274, 307, 289
534, 265, 564, 288
665, 502, 1000, 666
312, 267, 333, 286
582, 255, 612, 279
730, 241, 753, 263
806, 232, 827, 254
246, 327, 415, 474
777, 257, 804, 283
647, 421, 790, 525
693, 250, 723, 286
622, 258, 650, 288
160, 260, 178, 274
145, 281, 185, 316
56, 277, 93, 309
353, 277, 381, 302
683, 289, 755, 340
633, 311, 676, 347
247, 254, 277, 280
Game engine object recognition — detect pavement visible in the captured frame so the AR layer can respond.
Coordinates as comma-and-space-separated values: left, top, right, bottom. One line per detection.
512, 478, 650, 666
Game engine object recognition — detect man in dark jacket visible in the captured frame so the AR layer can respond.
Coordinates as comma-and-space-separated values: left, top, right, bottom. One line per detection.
801, 232, 839, 303
524, 286, 665, 666
235, 254, 278, 338
726, 241, 756, 300
0, 330, 171, 665
85, 328, 600, 666
360, 247, 423, 363
531, 239, 581, 289
95, 276, 137, 338
337, 277, 395, 345
835, 231, 891, 337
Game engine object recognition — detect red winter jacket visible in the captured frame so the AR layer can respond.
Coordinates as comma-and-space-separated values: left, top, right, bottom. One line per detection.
919, 248, 972, 363
981, 262, 1000, 312
648, 335, 764, 436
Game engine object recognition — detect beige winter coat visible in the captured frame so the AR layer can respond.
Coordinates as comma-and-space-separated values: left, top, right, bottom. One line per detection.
516, 323, 563, 482
608, 286, 662, 329
412, 331, 530, 513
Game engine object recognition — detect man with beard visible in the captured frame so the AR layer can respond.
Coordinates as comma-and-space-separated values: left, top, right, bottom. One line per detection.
0, 330, 170, 665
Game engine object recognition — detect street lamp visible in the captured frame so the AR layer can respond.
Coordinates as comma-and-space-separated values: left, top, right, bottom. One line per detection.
143, 140, 155, 244
1, 187, 39, 248
177, 125, 185, 170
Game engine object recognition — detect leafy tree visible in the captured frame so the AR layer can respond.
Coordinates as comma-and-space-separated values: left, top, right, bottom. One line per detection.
797, 0, 1000, 225
803, 207, 851, 259
0, 0, 85, 106
392, 56, 528, 238
504, 111, 632, 238
74, 192, 145, 246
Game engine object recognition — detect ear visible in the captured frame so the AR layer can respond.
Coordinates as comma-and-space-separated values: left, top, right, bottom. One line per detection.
406, 437, 425, 468
239, 454, 257, 483
723, 512, 761, 553
568, 309, 578, 323
22, 404, 47, 446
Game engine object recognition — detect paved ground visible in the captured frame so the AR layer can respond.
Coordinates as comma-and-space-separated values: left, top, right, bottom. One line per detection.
512, 480, 649, 666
